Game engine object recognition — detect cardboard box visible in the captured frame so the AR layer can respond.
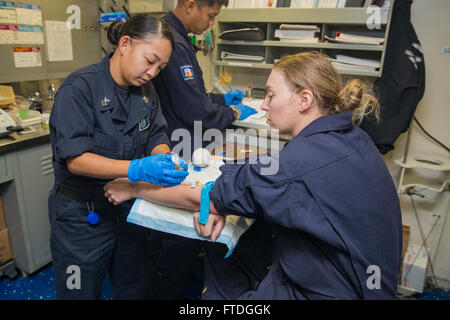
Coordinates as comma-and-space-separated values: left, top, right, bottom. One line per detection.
0, 228, 13, 265
0, 196, 6, 230
0, 85, 15, 107
400, 243, 428, 293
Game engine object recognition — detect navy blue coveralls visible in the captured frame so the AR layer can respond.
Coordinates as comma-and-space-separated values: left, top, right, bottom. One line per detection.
145, 11, 236, 299
205, 113, 403, 299
48, 53, 170, 299
153, 11, 235, 152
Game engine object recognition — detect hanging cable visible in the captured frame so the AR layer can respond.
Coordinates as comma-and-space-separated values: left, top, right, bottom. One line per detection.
413, 117, 450, 153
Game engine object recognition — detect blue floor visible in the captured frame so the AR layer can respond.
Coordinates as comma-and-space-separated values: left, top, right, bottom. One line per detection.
0, 262, 203, 300
0, 264, 113, 300
1, 262, 448, 300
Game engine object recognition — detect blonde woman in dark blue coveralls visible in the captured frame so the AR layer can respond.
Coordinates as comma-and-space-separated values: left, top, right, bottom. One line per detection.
48, 15, 188, 300
104, 51, 403, 300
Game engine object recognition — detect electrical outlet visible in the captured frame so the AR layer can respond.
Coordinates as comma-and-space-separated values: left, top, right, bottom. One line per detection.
442, 46, 450, 54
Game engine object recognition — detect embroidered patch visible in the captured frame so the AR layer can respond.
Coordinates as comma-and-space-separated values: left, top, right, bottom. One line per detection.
139, 115, 151, 131
180, 65, 194, 81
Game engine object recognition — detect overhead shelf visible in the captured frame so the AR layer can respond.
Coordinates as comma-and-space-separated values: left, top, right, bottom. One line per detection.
217, 40, 384, 51
217, 8, 390, 25
216, 61, 381, 77
214, 4, 394, 78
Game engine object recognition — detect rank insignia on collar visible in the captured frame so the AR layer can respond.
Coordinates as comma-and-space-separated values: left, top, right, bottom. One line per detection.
142, 95, 149, 104
101, 97, 110, 107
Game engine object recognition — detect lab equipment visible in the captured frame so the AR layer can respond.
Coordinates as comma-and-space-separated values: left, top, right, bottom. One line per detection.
41, 113, 50, 129
245, 84, 253, 102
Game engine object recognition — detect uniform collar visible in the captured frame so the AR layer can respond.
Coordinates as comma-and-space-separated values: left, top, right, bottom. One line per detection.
98, 53, 118, 112
297, 112, 353, 138
166, 11, 192, 45
97, 53, 152, 133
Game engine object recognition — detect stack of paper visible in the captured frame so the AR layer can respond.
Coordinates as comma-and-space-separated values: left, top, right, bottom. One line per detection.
231, 0, 276, 8
324, 32, 384, 45
275, 24, 320, 42
221, 51, 265, 62
330, 54, 381, 72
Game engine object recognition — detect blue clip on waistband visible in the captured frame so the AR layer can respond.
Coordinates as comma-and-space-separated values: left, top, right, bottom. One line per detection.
198, 181, 215, 225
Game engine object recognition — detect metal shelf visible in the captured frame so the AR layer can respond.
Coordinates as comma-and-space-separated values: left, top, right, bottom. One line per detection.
213, 4, 395, 79
217, 8, 390, 25
215, 60, 380, 77
215, 61, 273, 69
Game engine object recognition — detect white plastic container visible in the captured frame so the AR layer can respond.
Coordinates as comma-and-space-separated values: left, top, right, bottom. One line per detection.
41, 113, 50, 128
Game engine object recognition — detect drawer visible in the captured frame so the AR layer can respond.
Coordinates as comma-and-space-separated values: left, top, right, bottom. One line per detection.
0, 155, 10, 183
0, 154, 13, 184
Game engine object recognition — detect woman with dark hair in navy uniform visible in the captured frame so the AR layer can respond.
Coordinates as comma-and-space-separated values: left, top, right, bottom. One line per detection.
48, 14, 188, 299
104, 51, 403, 299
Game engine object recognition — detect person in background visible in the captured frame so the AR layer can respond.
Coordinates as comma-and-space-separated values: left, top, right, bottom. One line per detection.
48, 14, 187, 300
147, 0, 257, 299
105, 51, 403, 299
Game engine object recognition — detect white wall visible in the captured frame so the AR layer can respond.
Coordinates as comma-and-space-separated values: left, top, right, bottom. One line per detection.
383, 0, 450, 287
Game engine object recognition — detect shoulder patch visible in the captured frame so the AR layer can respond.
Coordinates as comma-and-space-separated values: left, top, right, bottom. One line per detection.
180, 65, 195, 81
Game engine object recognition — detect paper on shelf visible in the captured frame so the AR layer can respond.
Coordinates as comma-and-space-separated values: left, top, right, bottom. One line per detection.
331, 61, 377, 72
324, 33, 384, 45
332, 54, 381, 69
279, 37, 320, 43
221, 51, 265, 62
279, 24, 320, 31
275, 29, 318, 38
220, 27, 260, 37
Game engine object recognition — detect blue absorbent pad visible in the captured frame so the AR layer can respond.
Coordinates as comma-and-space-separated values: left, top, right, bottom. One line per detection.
128, 198, 254, 258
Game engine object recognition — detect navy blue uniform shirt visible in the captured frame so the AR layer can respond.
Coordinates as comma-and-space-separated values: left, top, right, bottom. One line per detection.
50, 53, 170, 191
152, 11, 235, 143
210, 112, 403, 299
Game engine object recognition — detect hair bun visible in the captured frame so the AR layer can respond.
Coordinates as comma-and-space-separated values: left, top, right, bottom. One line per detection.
338, 79, 364, 113
338, 79, 380, 122
107, 21, 124, 46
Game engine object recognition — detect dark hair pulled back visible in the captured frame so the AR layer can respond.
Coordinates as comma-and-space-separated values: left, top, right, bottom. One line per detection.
107, 14, 174, 49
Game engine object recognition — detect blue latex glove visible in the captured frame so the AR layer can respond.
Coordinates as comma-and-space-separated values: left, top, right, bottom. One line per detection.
170, 153, 188, 170
224, 89, 244, 106
234, 101, 257, 120
128, 154, 188, 186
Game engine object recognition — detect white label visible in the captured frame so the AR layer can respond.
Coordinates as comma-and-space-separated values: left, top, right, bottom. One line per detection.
442, 46, 450, 54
